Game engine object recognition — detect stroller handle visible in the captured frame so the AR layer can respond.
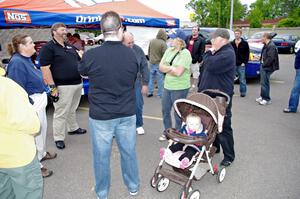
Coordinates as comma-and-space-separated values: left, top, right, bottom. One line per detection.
165, 128, 208, 146
200, 89, 230, 105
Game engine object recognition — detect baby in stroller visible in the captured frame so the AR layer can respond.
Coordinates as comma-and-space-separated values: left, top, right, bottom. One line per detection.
160, 113, 207, 169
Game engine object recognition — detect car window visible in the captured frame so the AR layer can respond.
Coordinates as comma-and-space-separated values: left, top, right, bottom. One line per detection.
250, 32, 263, 39
274, 35, 290, 40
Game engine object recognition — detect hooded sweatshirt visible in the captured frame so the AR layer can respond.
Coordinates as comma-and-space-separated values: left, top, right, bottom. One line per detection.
148, 29, 168, 64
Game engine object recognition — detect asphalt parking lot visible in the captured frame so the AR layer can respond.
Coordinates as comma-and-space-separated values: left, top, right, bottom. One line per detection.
42, 54, 300, 199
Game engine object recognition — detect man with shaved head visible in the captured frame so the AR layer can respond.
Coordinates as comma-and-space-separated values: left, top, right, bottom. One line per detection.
78, 11, 140, 199
123, 32, 149, 135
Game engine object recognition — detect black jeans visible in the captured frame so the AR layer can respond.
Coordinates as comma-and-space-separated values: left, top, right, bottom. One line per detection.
213, 97, 235, 162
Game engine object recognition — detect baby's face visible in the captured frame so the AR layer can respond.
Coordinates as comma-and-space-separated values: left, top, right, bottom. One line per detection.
186, 116, 201, 132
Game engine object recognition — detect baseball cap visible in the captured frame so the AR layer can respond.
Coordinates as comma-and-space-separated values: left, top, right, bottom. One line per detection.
212, 28, 230, 40
168, 29, 187, 41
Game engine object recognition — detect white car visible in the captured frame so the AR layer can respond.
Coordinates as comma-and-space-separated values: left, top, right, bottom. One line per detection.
295, 40, 300, 53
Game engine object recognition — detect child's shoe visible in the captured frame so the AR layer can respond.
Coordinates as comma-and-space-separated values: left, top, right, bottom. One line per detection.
160, 148, 172, 160
180, 157, 190, 169
159, 148, 165, 160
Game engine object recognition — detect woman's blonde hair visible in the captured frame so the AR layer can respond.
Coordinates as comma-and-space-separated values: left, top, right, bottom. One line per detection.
7, 34, 29, 56
173, 38, 186, 50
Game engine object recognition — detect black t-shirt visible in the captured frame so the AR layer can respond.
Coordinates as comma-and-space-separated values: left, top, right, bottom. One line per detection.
39, 39, 82, 86
78, 41, 138, 120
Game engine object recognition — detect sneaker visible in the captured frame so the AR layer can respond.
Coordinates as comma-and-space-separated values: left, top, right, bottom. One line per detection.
255, 97, 262, 103
283, 108, 296, 113
158, 134, 167, 141
259, 99, 271, 105
136, 127, 145, 135
129, 191, 138, 196
180, 157, 190, 169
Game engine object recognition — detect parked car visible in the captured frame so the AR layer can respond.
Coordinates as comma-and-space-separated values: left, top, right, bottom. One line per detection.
272, 34, 299, 54
247, 31, 277, 44
245, 42, 263, 78
295, 40, 300, 53
181, 27, 235, 43
79, 34, 95, 46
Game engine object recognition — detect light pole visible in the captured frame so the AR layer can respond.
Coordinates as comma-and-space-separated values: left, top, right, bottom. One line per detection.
230, 0, 234, 30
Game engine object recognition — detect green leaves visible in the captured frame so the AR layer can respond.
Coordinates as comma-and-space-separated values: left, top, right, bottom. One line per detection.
186, 0, 246, 28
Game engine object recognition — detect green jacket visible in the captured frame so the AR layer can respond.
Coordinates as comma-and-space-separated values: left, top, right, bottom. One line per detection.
148, 29, 168, 64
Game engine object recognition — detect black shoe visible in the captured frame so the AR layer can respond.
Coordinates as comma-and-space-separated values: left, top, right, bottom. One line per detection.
147, 94, 153, 97
240, 94, 246, 97
55, 140, 65, 149
220, 159, 233, 167
68, 128, 87, 135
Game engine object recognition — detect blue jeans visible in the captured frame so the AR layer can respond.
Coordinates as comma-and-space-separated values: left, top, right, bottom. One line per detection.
260, 68, 273, 101
148, 64, 164, 97
89, 115, 140, 199
236, 65, 247, 95
161, 88, 189, 130
288, 69, 300, 112
135, 82, 144, 127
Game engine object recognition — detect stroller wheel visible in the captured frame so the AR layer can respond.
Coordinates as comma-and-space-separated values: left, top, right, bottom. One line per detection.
188, 190, 201, 199
179, 187, 193, 199
156, 177, 170, 192
217, 166, 226, 183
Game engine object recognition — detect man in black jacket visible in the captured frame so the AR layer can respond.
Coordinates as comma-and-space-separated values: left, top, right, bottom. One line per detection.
256, 32, 279, 105
231, 28, 249, 97
198, 28, 236, 167
186, 25, 205, 90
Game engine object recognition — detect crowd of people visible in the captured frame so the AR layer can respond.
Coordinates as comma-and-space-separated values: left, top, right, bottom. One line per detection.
0, 9, 299, 199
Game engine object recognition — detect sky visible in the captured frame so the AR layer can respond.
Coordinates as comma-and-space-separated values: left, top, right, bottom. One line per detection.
139, 0, 256, 21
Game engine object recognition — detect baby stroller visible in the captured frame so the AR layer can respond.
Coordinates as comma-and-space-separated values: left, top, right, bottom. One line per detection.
150, 89, 230, 199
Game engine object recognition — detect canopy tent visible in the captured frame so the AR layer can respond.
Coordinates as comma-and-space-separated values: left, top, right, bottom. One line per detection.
0, 0, 179, 29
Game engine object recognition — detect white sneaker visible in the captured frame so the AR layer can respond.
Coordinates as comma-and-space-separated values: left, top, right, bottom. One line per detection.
255, 97, 262, 103
159, 134, 167, 141
136, 127, 145, 135
259, 99, 272, 105
129, 191, 138, 196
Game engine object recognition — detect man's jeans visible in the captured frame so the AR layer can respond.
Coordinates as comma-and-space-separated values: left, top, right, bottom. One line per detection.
148, 64, 164, 97
135, 82, 144, 127
288, 69, 300, 112
213, 98, 235, 162
89, 115, 140, 199
236, 65, 247, 95
260, 68, 273, 101
161, 88, 189, 130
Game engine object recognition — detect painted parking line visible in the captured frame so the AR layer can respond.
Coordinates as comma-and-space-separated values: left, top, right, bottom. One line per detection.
270, 80, 285, 84
78, 106, 163, 121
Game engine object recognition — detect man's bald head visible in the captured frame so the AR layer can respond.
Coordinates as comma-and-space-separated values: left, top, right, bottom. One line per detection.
101, 11, 122, 37
123, 32, 134, 48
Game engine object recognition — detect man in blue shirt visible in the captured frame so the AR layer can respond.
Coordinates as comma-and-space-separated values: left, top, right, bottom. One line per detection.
198, 28, 236, 167
122, 32, 149, 135
78, 11, 140, 199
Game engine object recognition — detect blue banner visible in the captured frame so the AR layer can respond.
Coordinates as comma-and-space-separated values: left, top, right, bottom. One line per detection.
0, 8, 179, 29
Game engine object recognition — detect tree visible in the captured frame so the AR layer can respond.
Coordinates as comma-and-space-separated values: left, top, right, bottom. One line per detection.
186, 0, 247, 28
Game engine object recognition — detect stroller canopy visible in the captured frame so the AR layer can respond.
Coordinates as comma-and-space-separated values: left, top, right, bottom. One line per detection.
174, 92, 228, 133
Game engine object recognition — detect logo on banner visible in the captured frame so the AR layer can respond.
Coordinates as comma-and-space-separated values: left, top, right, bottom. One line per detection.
4, 10, 31, 24
166, 20, 176, 26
